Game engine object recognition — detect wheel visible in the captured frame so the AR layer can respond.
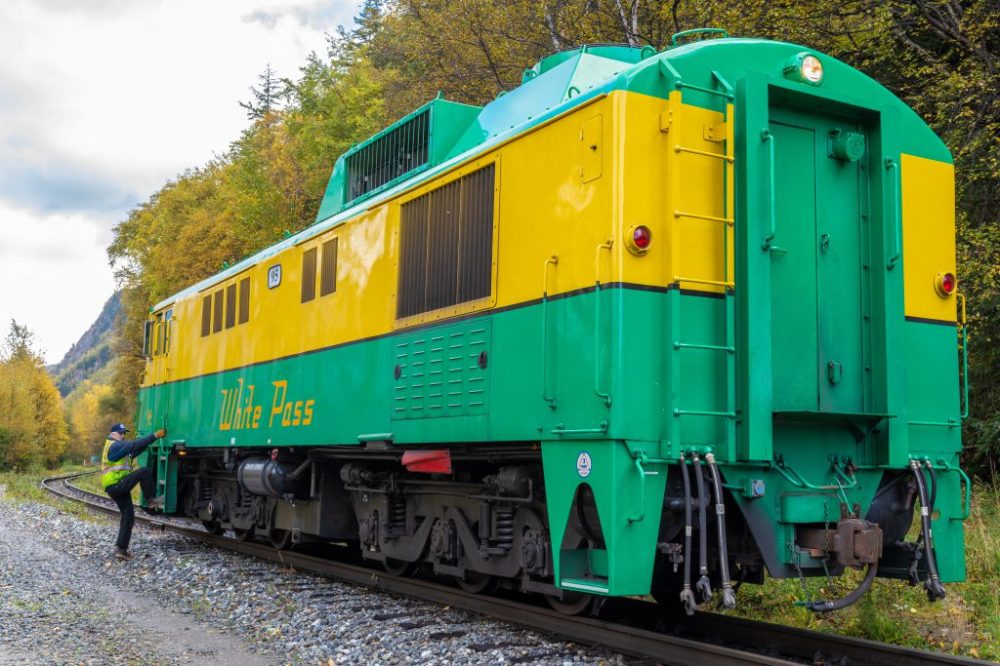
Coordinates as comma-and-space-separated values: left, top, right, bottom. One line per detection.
201, 520, 224, 535
269, 527, 293, 550
455, 570, 498, 594
545, 590, 595, 615
233, 526, 256, 542
383, 557, 417, 577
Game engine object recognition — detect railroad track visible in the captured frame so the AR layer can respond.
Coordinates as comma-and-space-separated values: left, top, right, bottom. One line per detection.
42, 472, 989, 666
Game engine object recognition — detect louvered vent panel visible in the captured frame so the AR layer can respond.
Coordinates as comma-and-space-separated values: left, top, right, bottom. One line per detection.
397, 163, 495, 319
392, 321, 491, 420
346, 110, 429, 202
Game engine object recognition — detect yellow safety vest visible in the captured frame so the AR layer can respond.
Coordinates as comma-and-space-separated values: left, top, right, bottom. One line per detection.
101, 438, 133, 489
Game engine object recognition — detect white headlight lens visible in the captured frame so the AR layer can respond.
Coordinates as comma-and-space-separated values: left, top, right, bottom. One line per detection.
801, 55, 823, 83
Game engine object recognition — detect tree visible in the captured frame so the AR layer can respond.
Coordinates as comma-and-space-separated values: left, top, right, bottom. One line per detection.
64, 380, 113, 462
3, 319, 43, 364
239, 64, 284, 120
0, 320, 68, 470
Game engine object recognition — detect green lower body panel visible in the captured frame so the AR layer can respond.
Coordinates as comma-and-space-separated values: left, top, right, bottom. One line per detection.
134, 287, 964, 587
540, 439, 666, 596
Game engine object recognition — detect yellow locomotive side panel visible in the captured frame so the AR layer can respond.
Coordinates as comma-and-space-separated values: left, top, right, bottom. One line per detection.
489, 97, 614, 306
156, 205, 398, 386
143, 91, 731, 387
616, 90, 731, 292
900, 154, 957, 322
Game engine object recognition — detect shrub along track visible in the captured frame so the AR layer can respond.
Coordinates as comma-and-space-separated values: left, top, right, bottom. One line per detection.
42, 471, 988, 666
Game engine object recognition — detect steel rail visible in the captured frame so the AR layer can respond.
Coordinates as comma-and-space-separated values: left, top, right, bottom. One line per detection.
42, 472, 988, 666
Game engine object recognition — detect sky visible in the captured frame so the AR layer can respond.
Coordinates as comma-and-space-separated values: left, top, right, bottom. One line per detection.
0, 0, 362, 363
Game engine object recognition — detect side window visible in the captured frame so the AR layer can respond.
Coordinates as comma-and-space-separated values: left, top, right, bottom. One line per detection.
202, 275, 251, 337
212, 290, 224, 333
238, 278, 250, 324
321, 238, 338, 296
225, 284, 237, 329
301, 248, 317, 303
143, 320, 153, 357
163, 309, 173, 353
201, 295, 212, 337
152, 313, 164, 355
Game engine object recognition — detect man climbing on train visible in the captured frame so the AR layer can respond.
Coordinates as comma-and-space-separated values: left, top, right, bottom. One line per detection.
101, 422, 167, 560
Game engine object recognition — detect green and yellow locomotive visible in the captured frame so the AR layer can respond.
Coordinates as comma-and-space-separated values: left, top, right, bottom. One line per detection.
136, 32, 968, 614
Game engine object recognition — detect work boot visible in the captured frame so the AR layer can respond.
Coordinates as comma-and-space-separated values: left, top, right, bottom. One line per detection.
114, 547, 133, 561
146, 495, 165, 510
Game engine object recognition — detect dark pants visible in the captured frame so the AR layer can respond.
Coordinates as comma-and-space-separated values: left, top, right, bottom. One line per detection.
105, 468, 156, 550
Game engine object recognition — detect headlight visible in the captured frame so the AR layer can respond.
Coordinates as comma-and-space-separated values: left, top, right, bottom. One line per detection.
784, 52, 823, 85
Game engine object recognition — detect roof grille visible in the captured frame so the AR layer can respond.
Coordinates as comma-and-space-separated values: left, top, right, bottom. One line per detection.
345, 109, 430, 203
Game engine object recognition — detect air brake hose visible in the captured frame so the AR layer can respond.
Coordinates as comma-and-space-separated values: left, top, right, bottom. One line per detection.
914, 460, 946, 601
804, 561, 879, 613
925, 459, 938, 516
691, 453, 713, 603
677, 453, 697, 615
912, 460, 936, 544
705, 453, 736, 610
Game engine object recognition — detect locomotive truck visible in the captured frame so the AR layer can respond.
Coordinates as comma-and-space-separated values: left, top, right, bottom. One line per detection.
134, 31, 969, 614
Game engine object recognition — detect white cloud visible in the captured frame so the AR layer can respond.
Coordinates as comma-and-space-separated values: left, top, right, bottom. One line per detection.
0, 0, 362, 362
0, 203, 116, 362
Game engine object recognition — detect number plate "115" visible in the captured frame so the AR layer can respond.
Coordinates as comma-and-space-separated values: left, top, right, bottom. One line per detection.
267, 264, 282, 289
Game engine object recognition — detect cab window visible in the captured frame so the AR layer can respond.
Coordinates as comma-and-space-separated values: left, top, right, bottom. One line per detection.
163, 309, 173, 353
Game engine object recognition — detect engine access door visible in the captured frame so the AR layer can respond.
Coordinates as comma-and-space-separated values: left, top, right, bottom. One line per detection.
768, 105, 872, 415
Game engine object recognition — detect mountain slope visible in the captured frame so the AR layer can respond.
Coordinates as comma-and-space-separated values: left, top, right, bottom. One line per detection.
49, 291, 121, 396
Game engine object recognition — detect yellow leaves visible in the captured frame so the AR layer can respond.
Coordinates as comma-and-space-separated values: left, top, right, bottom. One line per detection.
64, 379, 114, 461
0, 325, 68, 470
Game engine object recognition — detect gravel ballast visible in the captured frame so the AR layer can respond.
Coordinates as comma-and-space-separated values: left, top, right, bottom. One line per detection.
0, 491, 628, 665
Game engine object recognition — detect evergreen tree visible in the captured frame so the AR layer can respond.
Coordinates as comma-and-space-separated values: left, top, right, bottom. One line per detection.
239, 63, 283, 120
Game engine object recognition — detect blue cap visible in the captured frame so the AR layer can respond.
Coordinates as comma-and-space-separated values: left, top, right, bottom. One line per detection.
110, 423, 129, 434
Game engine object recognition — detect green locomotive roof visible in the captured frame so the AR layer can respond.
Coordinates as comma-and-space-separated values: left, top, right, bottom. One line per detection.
153, 37, 950, 312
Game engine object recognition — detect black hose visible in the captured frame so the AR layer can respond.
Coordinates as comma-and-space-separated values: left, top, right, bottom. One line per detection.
677, 453, 696, 615
691, 453, 712, 603
914, 461, 937, 551
804, 561, 879, 613
924, 460, 938, 519
914, 460, 946, 601
706, 453, 736, 610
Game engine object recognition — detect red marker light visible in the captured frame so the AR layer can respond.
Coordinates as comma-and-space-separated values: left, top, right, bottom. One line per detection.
633, 225, 652, 250
935, 271, 956, 298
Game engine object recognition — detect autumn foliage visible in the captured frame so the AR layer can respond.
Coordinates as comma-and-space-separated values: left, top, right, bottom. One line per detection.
0, 321, 69, 470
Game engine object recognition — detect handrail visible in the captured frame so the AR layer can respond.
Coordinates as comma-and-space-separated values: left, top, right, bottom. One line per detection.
551, 421, 608, 436
957, 292, 969, 419
760, 129, 777, 252
629, 454, 648, 524
769, 459, 859, 493
542, 255, 559, 410
594, 238, 614, 407
885, 157, 901, 270
935, 457, 972, 521
628, 450, 665, 524
670, 28, 729, 47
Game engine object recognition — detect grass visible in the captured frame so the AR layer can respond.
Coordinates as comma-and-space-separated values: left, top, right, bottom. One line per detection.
0, 463, 107, 521
730, 477, 1000, 661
